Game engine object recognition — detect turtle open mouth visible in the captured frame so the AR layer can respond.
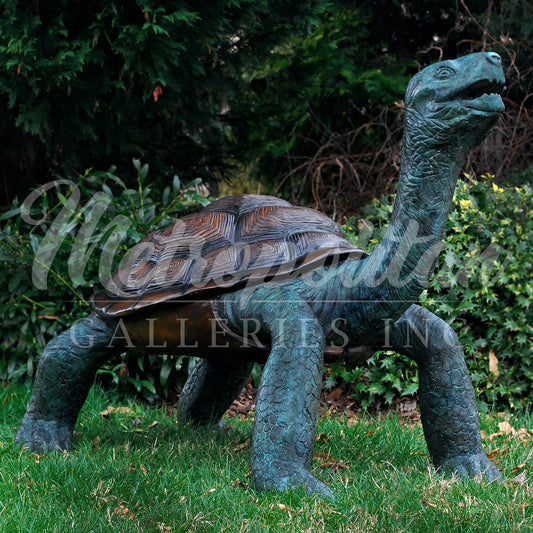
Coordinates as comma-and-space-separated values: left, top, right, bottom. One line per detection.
457, 79, 504, 100
454, 77, 505, 113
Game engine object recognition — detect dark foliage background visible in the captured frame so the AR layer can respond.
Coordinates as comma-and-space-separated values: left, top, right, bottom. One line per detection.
0, 0, 323, 204
2, 1, 532, 211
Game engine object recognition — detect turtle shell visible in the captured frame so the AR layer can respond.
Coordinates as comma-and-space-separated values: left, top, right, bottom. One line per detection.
91, 194, 366, 317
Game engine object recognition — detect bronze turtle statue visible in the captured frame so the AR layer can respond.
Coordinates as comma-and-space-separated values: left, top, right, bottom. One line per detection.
17, 52, 505, 498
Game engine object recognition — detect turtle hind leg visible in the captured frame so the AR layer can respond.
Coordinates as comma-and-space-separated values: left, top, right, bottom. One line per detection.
390, 305, 501, 481
176, 359, 254, 427
16, 313, 119, 453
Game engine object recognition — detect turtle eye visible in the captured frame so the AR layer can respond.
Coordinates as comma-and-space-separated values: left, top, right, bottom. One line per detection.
434, 65, 455, 80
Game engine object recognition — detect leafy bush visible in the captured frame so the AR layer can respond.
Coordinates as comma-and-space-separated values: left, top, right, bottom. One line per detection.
0, 161, 209, 399
330, 174, 533, 410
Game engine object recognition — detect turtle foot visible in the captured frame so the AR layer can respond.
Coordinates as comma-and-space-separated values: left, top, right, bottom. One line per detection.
437, 453, 501, 481
252, 461, 335, 499
15, 416, 73, 453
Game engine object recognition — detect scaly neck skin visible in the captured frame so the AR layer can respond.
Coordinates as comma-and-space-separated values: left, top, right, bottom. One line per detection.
348, 111, 467, 308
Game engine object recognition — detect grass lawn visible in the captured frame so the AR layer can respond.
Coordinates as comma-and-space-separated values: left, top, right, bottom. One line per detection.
0, 383, 531, 532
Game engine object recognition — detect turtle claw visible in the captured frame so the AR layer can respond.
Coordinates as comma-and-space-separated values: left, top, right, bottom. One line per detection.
15, 416, 73, 453
437, 453, 501, 482
252, 461, 336, 499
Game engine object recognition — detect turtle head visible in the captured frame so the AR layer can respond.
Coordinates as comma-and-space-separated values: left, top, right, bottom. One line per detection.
404, 52, 505, 154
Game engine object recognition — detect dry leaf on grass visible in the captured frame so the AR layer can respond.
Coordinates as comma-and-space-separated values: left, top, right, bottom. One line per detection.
231, 478, 250, 489
233, 438, 251, 451
100, 405, 133, 418
114, 504, 136, 520
489, 421, 531, 443
512, 461, 530, 473
314, 451, 349, 470
512, 472, 527, 484
270, 503, 294, 518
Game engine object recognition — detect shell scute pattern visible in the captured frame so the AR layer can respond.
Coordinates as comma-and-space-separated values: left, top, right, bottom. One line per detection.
201, 194, 292, 215
91, 195, 366, 316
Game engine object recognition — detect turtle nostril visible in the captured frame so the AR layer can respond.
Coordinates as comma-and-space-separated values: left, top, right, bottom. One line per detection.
487, 52, 502, 66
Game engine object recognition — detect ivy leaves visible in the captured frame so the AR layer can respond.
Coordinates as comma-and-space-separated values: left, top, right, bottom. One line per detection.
337, 175, 533, 409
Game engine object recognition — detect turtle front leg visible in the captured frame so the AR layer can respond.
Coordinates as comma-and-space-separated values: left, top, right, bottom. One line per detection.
228, 288, 334, 498
176, 359, 254, 427
16, 313, 118, 453
390, 305, 500, 480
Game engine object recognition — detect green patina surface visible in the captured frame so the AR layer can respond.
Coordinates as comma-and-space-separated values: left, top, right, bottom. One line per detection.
16, 53, 506, 498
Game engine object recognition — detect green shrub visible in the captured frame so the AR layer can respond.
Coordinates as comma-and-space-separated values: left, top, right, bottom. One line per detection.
0, 161, 209, 399
332, 174, 533, 410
